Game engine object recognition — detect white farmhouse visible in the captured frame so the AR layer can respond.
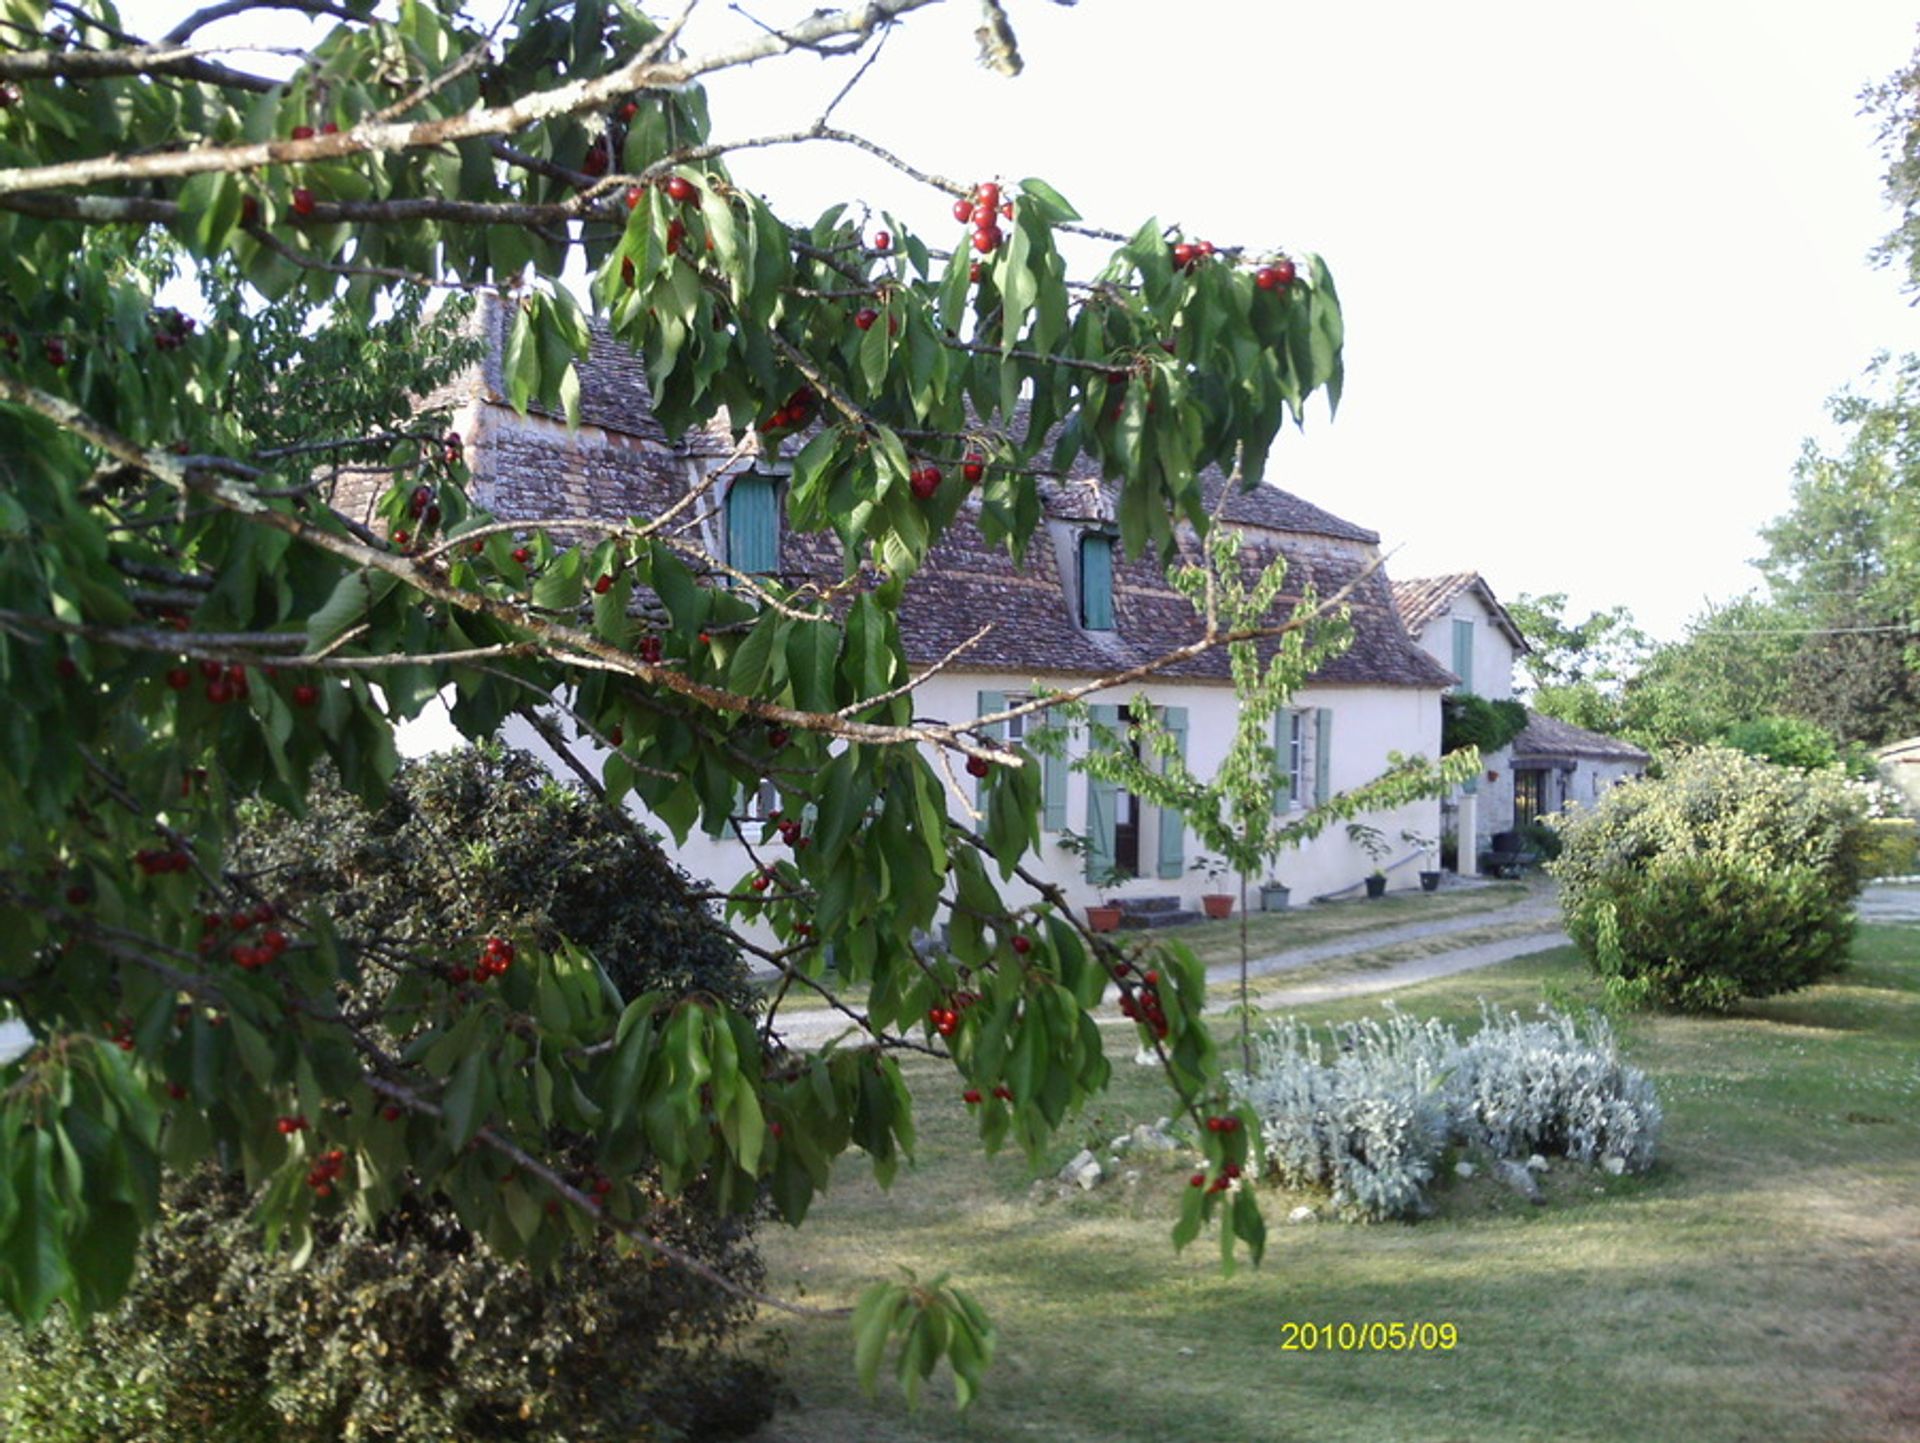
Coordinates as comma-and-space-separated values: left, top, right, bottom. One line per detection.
381, 310, 1458, 922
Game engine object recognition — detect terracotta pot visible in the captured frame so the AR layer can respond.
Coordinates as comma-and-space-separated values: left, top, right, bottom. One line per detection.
1201, 893, 1234, 920
1086, 904, 1122, 933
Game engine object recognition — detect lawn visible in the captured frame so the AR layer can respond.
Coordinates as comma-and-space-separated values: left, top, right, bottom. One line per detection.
744, 926, 1920, 1443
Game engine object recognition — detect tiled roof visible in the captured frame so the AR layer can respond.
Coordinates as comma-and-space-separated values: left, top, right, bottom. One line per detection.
448, 311, 1455, 691
1512, 710, 1650, 764
1391, 572, 1530, 653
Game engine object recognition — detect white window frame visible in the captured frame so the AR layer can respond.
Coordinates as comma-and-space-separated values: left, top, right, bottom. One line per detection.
1284, 709, 1307, 810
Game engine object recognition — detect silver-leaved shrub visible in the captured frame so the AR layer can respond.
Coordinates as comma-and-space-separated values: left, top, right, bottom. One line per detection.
1230, 1004, 1660, 1220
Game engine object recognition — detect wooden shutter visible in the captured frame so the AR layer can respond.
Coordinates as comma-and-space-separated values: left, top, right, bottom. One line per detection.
1043, 744, 1068, 832
1086, 703, 1120, 877
727, 474, 778, 576
1451, 618, 1475, 695
1080, 534, 1115, 630
1157, 706, 1188, 878
1272, 709, 1292, 813
1313, 707, 1333, 806
976, 689, 1006, 810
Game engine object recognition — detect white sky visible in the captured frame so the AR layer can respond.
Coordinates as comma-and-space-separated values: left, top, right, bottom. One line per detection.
148, 0, 1920, 640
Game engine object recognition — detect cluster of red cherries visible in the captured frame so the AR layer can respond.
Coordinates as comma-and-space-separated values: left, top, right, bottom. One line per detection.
1114, 965, 1170, 1039
952, 180, 1011, 256
133, 846, 193, 877
759, 385, 818, 435
216, 901, 289, 970
962, 1084, 1015, 1105
448, 934, 515, 985
306, 1146, 348, 1199
150, 307, 196, 353
924, 989, 981, 1038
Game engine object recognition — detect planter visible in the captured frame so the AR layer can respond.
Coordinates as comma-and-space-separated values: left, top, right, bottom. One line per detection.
1260, 883, 1291, 913
1364, 874, 1388, 899
1086, 904, 1122, 933
1200, 893, 1234, 920
1419, 870, 1442, 893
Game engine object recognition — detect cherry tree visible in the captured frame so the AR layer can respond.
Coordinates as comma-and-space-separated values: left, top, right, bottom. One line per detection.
0, 0, 1414, 1399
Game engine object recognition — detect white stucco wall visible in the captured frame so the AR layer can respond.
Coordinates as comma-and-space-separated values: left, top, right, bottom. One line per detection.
1407, 585, 1522, 858
396, 672, 1448, 929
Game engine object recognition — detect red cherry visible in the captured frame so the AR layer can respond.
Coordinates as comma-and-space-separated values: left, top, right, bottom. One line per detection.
621, 256, 636, 287
966, 755, 991, 778
594, 574, 614, 594
1207, 1116, 1224, 1133
290, 124, 314, 140
1011, 935, 1031, 955
1271, 258, 1297, 287
291, 187, 315, 217
511, 547, 532, 565
992, 1085, 1013, 1101
665, 218, 684, 253
625, 186, 644, 210
962, 456, 984, 483
1198, 240, 1215, 256
963, 1089, 983, 1105
969, 262, 982, 284
291, 683, 318, 707
582, 143, 609, 177
1172, 243, 1197, 269
768, 727, 790, 749
240, 195, 260, 225
750, 875, 769, 893
1190, 1173, 1206, 1188
873, 230, 891, 251
381, 1104, 403, 1122
976, 182, 1000, 209
853, 308, 878, 331
697, 630, 712, 645
205, 680, 232, 705
608, 725, 623, 747
664, 175, 695, 204
972, 227, 999, 254
167, 667, 192, 690
909, 466, 941, 501
952, 198, 972, 222
619, 101, 639, 121
321, 121, 339, 135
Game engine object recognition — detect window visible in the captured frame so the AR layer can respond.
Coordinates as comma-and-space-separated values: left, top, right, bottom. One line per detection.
1513, 768, 1547, 827
726, 473, 779, 576
1451, 618, 1475, 695
1079, 533, 1115, 630
1274, 708, 1307, 811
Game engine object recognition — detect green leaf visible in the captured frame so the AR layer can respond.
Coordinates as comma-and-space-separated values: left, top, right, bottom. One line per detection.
442, 1049, 490, 1151
503, 303, 540, 414
305, 569, 398, 653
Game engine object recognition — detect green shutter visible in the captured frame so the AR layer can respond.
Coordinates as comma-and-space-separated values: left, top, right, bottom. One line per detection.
1313, 707, 1333, 806
1451, 618, 1475, 695
727, 474, 778, 575
1043, 747, 1068, 832
1086, 703, 1120, 878
1157, 706, 1188, 878
1272, 709, 1292, 813
1080, 534, 1114, 630
976, 690, 1006, 809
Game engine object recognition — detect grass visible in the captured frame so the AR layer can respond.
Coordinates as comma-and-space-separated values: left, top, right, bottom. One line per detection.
744, 925, 1920, 1443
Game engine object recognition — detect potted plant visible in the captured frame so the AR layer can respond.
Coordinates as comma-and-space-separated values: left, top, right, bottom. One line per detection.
1259, 879, 1292, 912
1190, 854, 1235, 919
1346, 822, 1391, 898
1057, 830, 1128, 932
1402, 829, 1442, 892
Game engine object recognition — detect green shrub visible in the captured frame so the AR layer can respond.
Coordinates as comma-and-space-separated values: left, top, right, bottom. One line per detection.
0, 1168, 776, 1443
0, 746, 774, 1442
1517, 819, 1563, 860
1720, 714, 1841, 771
1441, 694, 1529, 755
1551, 747, 1871, 1011
1860, 817, 1920, 877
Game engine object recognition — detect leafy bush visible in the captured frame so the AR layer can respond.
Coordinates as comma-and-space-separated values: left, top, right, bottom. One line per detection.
1230, 1004, 1659, 1220
1517, 819, 1563, 860
1720, 714, 1841, 771
1441, 694, 1529, 755
1551, 747, 1870, 1010
0, 1169, 775, 1443
1860, 817, 1919, 877
1447, 1005, 1659, 1170
0, 746, 774, 1442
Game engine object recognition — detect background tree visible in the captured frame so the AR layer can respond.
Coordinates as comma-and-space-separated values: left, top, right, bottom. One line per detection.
0, 0, 1357, 1396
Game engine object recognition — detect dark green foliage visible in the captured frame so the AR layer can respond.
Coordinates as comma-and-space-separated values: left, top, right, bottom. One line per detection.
1516, 820, 1563, 861
0, 1167, 776, 1443
1441, 695, 1529, 755
1552, 748, 1871, 1011
0, 746, 773, 1442
1721, 715, 1841, 772
233, 742, 753, 1011
1860, 818, 1920, 878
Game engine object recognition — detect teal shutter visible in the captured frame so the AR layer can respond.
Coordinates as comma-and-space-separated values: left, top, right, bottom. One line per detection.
1157, 706, 1188, 878
1086, 703, 1120, 878
1272, 709, 1292, 813
1451, 618, 1475, 695
1043, 747, 1068, 832
1313, 707, 1333, 806
976, 690, 1006, 809
727, 474, 778, 575
1080, 534, 1115, 630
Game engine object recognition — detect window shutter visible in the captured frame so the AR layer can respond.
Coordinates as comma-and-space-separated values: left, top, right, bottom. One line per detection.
1451, 618, 1475, 695
976, 690, 1006, 810
1313, 707, 1333, 806
1086, 703, 1120, 878
1043, 745, 1068, 832
1079, 534, 1115, 631
727, 474, 778, 576
1157, 706, 1188, 878
1272, 709, 1292, 813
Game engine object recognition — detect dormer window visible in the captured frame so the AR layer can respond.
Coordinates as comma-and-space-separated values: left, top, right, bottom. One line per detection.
1079, 532, 1115, 631
727, 473, 778, 576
